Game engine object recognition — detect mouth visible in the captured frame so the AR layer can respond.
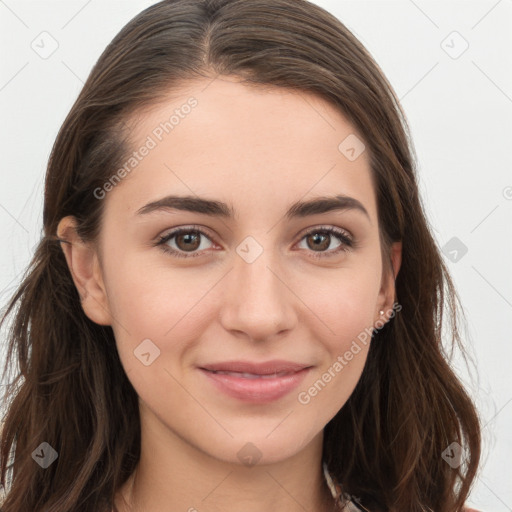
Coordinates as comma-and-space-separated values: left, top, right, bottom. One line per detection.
205, 370, 297, 379
198, 362, 312, 403
199, 359, 311, 375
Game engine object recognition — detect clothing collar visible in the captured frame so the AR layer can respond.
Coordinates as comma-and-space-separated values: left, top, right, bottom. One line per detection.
322, 462, 366, 511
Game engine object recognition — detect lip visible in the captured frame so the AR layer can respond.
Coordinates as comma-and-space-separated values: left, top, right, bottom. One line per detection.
199, 360, 312, 403
200, 360, 310, 375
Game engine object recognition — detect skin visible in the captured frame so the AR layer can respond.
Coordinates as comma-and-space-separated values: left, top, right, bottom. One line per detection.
57, 75, 402, 512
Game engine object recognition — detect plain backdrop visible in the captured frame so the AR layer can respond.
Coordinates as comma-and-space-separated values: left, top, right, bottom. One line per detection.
0, 1, 511, 510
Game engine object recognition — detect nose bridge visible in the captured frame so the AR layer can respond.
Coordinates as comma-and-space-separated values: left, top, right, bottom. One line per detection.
219, 237, 296, 339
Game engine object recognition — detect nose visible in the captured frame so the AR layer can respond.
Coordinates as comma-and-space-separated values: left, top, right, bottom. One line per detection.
218, 248, 297, 342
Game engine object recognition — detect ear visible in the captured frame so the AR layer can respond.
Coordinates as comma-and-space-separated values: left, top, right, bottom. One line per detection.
56, 216, 112, 326
374, 241, 402, 326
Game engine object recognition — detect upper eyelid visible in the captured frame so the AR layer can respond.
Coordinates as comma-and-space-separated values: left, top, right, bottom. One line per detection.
296, 224, 353, 240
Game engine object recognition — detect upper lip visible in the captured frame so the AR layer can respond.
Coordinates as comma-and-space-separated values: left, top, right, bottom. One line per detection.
200, 360, 312, 375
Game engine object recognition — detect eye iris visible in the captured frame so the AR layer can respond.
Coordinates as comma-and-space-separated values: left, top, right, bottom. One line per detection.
307, 232, 329, 251
176, 232, 201, 252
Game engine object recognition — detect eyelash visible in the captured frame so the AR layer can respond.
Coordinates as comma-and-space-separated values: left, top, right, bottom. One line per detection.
155, 225, 356, 260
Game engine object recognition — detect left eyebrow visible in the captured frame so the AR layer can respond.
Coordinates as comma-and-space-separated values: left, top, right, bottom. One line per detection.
285, 195, 370, 222
135, 194, 371, 222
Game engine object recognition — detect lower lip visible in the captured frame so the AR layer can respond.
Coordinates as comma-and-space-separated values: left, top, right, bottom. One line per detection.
199, 367, 311, 403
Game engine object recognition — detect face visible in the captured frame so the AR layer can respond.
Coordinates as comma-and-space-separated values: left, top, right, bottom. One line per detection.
60, 75, 400, 467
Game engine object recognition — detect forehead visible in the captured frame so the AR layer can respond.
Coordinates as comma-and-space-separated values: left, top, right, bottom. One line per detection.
105, 76, 377, 222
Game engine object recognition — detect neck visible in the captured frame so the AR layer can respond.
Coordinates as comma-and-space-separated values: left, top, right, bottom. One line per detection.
113, 409, 338, 512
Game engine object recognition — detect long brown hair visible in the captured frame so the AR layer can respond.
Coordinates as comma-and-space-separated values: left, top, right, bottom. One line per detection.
0, 0, 481, 510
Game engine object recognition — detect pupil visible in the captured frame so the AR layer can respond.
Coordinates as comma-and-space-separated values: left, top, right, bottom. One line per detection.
310, 233, 328, 251
178, 233, 199, 251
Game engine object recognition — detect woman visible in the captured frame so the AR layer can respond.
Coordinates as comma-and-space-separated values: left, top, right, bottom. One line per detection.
0, 0, 482, 510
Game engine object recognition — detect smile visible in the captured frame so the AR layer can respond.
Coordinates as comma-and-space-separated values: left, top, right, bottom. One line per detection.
199, 367, 312, 403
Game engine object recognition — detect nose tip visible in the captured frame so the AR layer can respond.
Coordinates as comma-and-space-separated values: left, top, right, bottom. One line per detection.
218, 246, 296, 341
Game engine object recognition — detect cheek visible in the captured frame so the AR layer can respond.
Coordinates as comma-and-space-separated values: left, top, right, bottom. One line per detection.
103, 253, 219, 368
103, 246, 206, 326
296, 283, 374, 422
293, 262, 381, 337
292, 264, 379, 412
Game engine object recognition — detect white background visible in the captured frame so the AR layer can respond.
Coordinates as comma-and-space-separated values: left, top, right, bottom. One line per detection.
0, 1, 511, 510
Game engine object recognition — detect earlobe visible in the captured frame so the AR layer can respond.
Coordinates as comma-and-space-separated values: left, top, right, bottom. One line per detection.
56, 216, 112, 326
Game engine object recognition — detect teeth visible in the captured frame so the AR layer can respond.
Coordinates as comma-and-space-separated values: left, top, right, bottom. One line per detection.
211, 370, 290, 379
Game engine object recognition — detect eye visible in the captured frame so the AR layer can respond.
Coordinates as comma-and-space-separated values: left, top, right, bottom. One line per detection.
155, 225, 356, 259
155, 226, 216, 258
296, 226, 355, 259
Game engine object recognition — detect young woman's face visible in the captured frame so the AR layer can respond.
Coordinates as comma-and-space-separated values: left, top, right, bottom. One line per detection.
72, 76, 400, 466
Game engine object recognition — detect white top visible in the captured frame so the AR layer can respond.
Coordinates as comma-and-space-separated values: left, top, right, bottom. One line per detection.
323, 461, 366, 511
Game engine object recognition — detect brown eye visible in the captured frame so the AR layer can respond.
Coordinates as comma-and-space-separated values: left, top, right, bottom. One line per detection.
175, 232, 201, 252
296, 226, 354, 259
305, 232, 331, 251
157, 227, 215, 258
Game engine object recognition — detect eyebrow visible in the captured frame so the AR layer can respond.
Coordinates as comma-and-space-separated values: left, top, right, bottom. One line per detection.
136, 194, 370, 221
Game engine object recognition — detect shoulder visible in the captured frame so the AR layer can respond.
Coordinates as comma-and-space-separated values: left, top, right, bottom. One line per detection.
463, 507, 483, 512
